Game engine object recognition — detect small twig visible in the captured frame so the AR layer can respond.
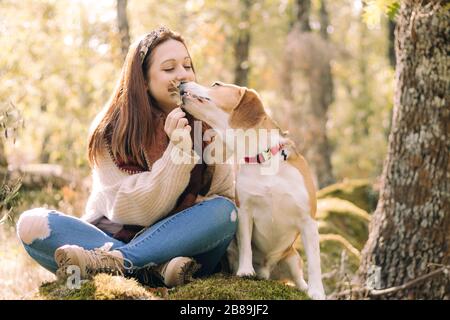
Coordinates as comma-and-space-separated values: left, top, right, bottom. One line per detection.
428, 263, 448, 269
339, 250, 347, 276
320, 234, 361, 259
369, 267, 447, 297
321, 269, 337, 280
329, 266, 449, 299
343, 272, 353, 299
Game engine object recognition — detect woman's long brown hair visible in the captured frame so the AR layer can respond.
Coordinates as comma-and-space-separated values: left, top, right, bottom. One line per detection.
88, 29, 195, 168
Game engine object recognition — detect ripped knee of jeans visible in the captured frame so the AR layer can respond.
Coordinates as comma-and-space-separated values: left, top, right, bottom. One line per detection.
214, 197, 238, 224
230, 209, 238, 223
16, 208, 52, 245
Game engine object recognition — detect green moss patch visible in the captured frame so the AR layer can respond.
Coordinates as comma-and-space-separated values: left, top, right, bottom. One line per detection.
168, 273, 309, 300
38, 273, 309, 300
317, 179, 378, 212
39, 274, 158, 300
317, 197, 370, 250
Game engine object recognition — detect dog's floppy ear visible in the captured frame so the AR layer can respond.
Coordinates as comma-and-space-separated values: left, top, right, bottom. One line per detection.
229, 89, 266, 129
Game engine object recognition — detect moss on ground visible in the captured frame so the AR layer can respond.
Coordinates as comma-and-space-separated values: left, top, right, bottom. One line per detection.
168, 273, 309, 300
38, 273, 309, 300
39, 279, 94, 300
317, 179, 378, 213
39, 274, 158, 300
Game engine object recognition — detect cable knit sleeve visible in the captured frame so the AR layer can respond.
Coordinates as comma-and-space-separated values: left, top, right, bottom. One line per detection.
195, 135, 235, 203
83, 142, 198, 227
206, 163, 235, 201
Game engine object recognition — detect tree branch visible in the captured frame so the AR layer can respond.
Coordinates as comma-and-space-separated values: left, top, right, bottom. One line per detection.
329, 266, 449, 299
369, 266, 447, 297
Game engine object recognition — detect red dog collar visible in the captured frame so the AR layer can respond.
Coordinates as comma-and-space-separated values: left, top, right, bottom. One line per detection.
244, 143, 287, 164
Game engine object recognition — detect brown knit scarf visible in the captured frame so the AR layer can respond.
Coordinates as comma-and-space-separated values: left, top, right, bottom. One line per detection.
104, 109, 214, 242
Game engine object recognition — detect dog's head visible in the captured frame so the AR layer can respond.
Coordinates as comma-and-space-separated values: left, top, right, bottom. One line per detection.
179, 81, 266, 131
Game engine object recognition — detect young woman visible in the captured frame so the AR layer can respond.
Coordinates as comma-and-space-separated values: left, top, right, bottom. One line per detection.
17, 26, 237, 287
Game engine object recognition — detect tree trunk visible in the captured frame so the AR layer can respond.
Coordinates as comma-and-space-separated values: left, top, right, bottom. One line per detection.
233, 0, 252, 87
315, 0, 334, 188
388, 19, 396, 68
117, 0, 130, 62
319, 0, 329, 40
359, 1, 449, 299
296, 0, 311, 32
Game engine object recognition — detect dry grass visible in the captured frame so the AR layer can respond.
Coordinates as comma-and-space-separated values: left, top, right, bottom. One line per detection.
0, 176, 89, 300
0, 224, 56, 299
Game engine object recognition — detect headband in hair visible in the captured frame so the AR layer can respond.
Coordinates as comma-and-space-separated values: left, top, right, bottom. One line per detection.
139, 26, 171, 64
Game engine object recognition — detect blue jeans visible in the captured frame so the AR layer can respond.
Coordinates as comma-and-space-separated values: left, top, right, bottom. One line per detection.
17, 197, 237, 278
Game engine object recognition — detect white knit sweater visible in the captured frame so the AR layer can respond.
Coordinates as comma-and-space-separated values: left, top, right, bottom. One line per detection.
82, 141, 235, 227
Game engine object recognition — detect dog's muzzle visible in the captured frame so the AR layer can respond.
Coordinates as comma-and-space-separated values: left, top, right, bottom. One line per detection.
179, 82, 211, 106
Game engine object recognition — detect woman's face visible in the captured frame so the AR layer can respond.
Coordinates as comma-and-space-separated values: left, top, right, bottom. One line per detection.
147, 39, 196, 113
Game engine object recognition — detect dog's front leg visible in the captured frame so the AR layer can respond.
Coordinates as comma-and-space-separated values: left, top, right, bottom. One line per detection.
236, 207, 256, 277
300, 216, 326, 300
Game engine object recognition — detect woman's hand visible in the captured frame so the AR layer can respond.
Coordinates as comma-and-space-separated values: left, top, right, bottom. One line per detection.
164, 107, 192, 152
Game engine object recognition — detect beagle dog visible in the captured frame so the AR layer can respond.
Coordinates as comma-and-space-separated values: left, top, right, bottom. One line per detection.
179, 81, 326, 300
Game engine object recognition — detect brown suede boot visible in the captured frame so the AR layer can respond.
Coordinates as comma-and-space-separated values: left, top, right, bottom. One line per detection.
54, 242, 130, 279
134, 257, 201, 288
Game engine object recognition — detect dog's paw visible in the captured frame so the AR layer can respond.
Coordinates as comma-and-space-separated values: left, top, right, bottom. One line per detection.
236, 266, 256, 278
256, 267, 270, 280
296, 279, 308, 292
307, 287, 326, 300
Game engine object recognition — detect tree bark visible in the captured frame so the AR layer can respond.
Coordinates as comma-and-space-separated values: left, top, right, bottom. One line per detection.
117, 0, 130, 62
359, 1, 449, 299
233, 0, 252, 87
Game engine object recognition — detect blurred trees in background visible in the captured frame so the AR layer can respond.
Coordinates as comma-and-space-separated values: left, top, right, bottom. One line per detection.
116, 0, 131, 61
1, 0, 393, 185
1, 0, 121, 172
282, 0, 335, 188
233, 0, 253, 86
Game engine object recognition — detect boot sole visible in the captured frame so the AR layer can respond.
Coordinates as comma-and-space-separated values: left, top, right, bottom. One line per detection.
174, 259, 202, 287
54, 246, 86, 279
54, 247, 70, 280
